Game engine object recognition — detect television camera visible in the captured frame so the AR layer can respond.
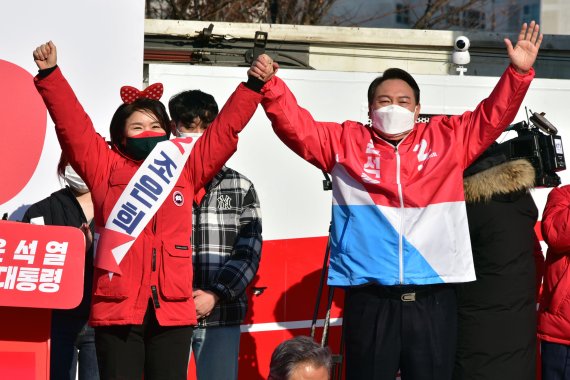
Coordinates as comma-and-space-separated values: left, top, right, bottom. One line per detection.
491, 111, 565, 187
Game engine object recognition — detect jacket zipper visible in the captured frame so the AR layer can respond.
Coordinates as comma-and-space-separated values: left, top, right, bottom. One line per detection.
194, 171, 229, 289
376, 131, 413, 285
395, 145, 405, 284
389, 134, 412, 285
194, 196, 204, 284
151, 285, 160, 308
150, 216, 160, 308
193, 173, 226, 325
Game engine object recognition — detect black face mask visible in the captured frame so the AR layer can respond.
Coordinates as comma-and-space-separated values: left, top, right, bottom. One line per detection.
124, 134, 169, 161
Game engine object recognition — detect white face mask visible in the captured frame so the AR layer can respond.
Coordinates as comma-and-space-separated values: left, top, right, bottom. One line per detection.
371, 105, 416, 137
64, 165, 89, 194
177, 129, 203, 140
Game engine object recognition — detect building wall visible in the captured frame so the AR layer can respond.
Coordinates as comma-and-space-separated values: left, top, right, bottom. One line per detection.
541, 0, 570, 34
145, 19, 570, 79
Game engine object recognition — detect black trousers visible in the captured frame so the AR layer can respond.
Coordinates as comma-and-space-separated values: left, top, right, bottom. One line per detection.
343, 284, 457, 380
542, 341, 570, 380
94, 301, 193, 380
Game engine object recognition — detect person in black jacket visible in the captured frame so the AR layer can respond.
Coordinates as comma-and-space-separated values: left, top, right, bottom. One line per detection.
453, 149, 543, 380
22, 153, 98, 380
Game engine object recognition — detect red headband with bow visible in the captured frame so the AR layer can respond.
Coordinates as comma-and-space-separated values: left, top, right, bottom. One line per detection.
120, 83, 164, 104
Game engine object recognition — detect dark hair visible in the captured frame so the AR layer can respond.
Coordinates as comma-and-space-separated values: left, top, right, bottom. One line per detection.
367, 68, 420, 105
56, 151, 69, 180
268, 336, 332, 380
109, 98, 170, 148
168, 90, 219, 128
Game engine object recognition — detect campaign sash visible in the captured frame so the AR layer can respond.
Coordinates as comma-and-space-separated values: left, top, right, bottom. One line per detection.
94, 137, 196, 278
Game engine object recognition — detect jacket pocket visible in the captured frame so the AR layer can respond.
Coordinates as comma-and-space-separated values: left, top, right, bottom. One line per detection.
92, 267, 130, 300
109, 169, 132, 186
102, 168, 132, 221
159, 242, 193, 300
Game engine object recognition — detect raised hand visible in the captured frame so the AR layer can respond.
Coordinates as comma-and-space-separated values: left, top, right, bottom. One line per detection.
33, 41, 57, 70
247, 53, 279, 82
505, 21, 543, 74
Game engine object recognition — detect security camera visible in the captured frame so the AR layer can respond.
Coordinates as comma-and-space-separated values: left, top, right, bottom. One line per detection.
454, 36, 470, 52
452, 35, 470, 75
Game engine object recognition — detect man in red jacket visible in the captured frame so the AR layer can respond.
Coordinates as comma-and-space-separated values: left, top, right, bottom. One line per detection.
249, 22, 543, 380
539, 185, 570, 379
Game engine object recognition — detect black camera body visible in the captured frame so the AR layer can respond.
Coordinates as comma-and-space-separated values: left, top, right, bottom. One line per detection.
490, 113, 565, 187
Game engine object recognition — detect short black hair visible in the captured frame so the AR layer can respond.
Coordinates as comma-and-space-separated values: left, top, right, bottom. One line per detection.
367, 68, 420, 105
109, 98, 171, 149
268, 336, 332, 380
168, 90, 219, 128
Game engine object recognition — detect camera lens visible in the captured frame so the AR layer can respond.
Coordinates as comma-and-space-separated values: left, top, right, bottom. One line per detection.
456, 40, 466, 49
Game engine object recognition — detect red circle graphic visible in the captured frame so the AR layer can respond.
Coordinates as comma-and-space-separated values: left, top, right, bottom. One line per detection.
0, 60, 47, 205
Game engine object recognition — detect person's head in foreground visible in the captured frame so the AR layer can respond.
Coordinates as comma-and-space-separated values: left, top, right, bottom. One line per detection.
110, 84, 171, 161
367, 67, 421, 141
268, 336, 332, 380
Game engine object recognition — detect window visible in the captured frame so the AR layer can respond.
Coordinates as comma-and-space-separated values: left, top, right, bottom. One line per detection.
523, 4, 540, 24
396, 3, 410, 25
463, 9, 485, 29
508, 8, 521, 30
445, 5, 460, 27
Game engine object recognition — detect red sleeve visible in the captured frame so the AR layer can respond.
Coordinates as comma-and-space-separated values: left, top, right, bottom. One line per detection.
188, 83, 262, 192
34, 67, 113, 190
260, 76, 343, 173
447, 65, 535, 168
542, 186, 570, 254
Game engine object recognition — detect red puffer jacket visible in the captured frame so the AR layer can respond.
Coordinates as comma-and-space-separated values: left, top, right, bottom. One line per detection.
538, 185, 570, 345
35, 67, 261, 326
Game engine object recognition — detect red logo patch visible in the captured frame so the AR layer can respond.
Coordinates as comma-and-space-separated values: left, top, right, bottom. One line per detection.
173, 191, 184, 206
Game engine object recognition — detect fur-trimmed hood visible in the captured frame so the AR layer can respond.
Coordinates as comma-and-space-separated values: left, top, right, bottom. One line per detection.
463, 159, 535, 203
